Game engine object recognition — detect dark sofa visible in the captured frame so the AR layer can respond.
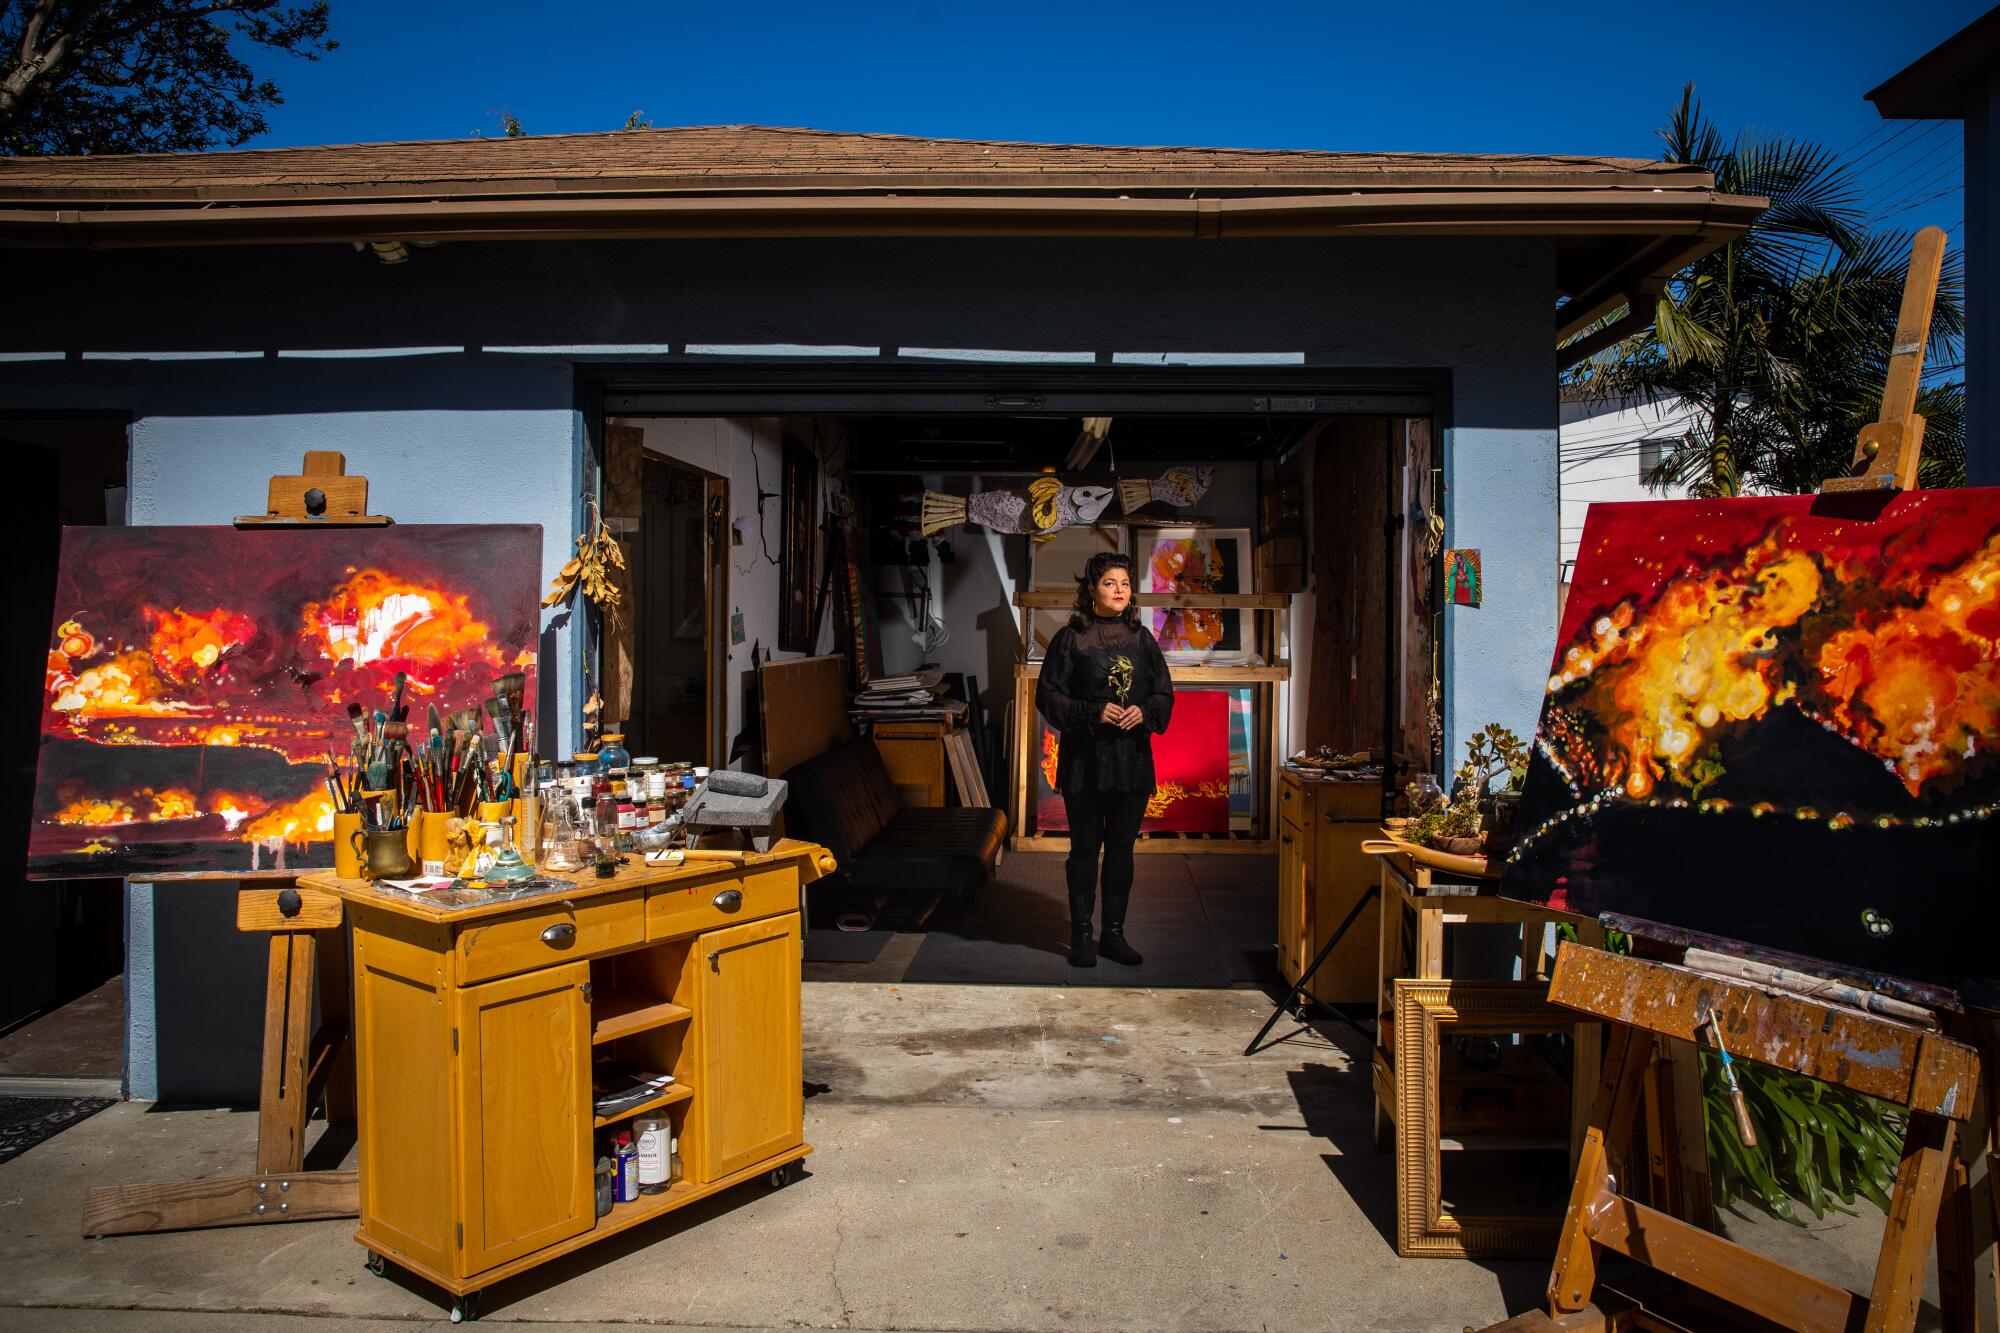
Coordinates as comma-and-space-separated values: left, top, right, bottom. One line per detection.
783, 737, 1007, 932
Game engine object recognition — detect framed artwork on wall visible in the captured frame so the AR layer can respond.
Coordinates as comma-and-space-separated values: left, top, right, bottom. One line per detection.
1136, 527, 1252, 664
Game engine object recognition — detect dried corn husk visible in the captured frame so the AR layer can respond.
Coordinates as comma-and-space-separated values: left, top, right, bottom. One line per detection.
543, 518, 626, 614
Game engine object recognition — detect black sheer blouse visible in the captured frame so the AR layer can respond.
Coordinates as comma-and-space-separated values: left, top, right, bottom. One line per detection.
1035, 612, 1176, 795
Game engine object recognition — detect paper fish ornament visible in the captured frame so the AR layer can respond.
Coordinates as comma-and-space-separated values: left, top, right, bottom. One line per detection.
1117, 466, 1214, 514
919, 477, 1114, 537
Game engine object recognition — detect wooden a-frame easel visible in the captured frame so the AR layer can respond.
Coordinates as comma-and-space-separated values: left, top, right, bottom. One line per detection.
80, 453, 386, 1236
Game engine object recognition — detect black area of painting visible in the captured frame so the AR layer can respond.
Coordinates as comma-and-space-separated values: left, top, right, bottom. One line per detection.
1504, 796, 2000, 1007
154, 883, 268, 1105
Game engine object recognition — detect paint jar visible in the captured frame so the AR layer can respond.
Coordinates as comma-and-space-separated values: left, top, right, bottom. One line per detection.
332, 811, 364, 879
634, 1116, 669, 1194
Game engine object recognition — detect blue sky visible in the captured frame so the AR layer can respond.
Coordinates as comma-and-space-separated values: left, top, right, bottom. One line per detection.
256, 1, 1985, 236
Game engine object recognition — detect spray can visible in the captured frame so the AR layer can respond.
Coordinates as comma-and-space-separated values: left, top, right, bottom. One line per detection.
614, 1130, 639, 1203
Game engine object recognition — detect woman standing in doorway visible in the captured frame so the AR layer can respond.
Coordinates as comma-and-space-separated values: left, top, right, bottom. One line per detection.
1035, 551, 1175, 967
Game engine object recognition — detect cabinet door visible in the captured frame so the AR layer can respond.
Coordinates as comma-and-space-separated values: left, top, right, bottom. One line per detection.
1277, 820, 1307, 983
693, 913, 802, 1180
454, 960, 592, 1276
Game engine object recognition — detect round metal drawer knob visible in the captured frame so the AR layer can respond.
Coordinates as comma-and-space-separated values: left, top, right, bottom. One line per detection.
540, 921, 577, 947
713, 889, 743, 912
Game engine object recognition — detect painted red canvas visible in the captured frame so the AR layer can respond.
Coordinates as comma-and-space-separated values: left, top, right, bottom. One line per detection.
1036, 687, 1230, 834
30, 525, 541, 879
1501, 490, 2000, 1002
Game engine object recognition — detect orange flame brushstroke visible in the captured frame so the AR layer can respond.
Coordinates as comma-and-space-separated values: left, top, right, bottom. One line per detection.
1816, 534, 2000, 794
306, 570, 500, 677
143, 606, 256, 682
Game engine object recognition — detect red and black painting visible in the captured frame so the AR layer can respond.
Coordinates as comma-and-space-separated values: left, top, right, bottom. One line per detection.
1501, 490, 2000, 1002
1036, 687, 1231, 834
29, 525, 540, 879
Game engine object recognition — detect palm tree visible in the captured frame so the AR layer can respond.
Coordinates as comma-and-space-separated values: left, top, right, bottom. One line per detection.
1570, 86, 1965, 493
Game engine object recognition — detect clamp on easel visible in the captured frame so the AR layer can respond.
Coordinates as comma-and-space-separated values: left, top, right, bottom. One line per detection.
85, 466, 395, 1237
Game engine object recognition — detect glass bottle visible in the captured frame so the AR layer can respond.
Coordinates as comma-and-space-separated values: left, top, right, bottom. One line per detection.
599, 733, 632, 803
538, 792, 582, 872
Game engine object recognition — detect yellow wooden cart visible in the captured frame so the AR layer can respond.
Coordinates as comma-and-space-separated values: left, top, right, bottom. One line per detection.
299, 839, 834, 1322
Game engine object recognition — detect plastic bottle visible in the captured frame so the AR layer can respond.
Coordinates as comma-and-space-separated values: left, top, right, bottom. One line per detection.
634, 1116, 669, 1195
594, 1156, 614, 1217
614, 1130, 638, 1203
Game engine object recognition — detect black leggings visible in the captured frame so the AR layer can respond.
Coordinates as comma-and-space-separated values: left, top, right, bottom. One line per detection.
1062, 787, 1149, 910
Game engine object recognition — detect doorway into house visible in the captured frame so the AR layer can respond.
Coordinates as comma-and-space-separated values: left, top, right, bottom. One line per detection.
626, 453, 728, 769
598, 379, 1438, 993
0, 417, 131, 1093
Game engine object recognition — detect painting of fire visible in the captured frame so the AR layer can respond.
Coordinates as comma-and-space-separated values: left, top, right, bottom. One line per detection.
1035, 687, 1231, 834
29, 525, 540, 879
1501, 490, 2000, 1002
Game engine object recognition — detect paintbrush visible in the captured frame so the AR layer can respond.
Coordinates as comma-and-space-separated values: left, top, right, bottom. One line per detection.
383, 721, 410, 806
427, 702, 444, 746
390, 671, 408, 723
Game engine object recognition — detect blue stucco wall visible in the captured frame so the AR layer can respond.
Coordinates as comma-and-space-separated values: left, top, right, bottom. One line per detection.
3, 234, 1557, 1098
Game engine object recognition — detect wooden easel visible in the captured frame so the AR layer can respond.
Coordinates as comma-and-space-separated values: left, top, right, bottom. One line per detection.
81, 456, 386, 1235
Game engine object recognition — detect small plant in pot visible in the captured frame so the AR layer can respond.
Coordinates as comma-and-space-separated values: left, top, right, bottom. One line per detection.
1454, 722, 1528, 851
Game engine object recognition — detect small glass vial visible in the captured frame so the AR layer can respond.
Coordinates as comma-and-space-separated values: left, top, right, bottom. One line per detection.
668, 1134, 683, 1184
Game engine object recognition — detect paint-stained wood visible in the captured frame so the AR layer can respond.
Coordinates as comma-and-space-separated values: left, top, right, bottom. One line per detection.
1587, 1195, 1863, 1329
82, 1171, 358, 1236
256, 933, 317, 1175
1548, 943, 1979, 1117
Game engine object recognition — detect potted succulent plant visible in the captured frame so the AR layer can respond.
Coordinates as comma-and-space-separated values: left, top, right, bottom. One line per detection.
1452, 723, 1528, 850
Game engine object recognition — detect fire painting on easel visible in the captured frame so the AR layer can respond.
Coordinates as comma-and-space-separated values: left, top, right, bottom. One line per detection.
1501, 489, 2000, 1003
28, 525, 540, 879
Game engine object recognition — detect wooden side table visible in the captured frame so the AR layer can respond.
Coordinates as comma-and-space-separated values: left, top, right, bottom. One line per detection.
1368, 845, 1606, 1258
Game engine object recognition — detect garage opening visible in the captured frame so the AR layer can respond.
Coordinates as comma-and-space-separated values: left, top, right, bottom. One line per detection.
600, 379, 1439, 993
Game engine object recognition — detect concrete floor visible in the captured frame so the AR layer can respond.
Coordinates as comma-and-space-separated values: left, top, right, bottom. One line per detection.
0, 980, 1913, 1331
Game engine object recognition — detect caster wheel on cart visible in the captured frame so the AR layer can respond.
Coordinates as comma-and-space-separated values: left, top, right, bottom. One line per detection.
450, 1291, 481, 1323
364, 1251, 388, 1277
768, 1162, 795, 1189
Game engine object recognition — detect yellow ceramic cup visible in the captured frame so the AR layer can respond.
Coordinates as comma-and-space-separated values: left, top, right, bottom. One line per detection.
416, 810, 452, 872
332, 811, 363, 879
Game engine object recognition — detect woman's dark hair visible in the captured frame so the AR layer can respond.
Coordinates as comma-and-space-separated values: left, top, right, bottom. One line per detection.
1070, 551, 1142, 631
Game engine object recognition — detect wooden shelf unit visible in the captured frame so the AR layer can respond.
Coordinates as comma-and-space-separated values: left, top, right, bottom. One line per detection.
1009, 588, 1292, 855
302, 842, 832, 1313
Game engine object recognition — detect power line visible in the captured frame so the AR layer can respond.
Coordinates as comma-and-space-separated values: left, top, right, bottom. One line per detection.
1859, 131, 1959, 198
1844, 120, 1926, 173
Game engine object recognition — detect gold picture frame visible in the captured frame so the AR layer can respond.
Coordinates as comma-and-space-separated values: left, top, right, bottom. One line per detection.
1392, 979, 1584, 1259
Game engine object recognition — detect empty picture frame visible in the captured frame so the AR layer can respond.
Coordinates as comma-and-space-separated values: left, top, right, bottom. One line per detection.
1391, 980, 1581, 1260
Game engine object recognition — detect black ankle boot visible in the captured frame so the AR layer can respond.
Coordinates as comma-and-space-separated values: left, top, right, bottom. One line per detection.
1069, 920, 1097, 967
1099, 894, 1143, 966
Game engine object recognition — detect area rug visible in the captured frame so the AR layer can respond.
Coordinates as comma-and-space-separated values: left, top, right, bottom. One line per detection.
0, 1095, 115, 1165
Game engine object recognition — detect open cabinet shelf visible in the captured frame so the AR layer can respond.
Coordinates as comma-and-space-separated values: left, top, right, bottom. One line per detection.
590, 992, 692, 1045
593, 1080, 693, 1129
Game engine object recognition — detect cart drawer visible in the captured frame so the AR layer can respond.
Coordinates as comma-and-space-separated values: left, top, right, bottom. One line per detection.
455, 889, 644, 984
646, 864, 797, 942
